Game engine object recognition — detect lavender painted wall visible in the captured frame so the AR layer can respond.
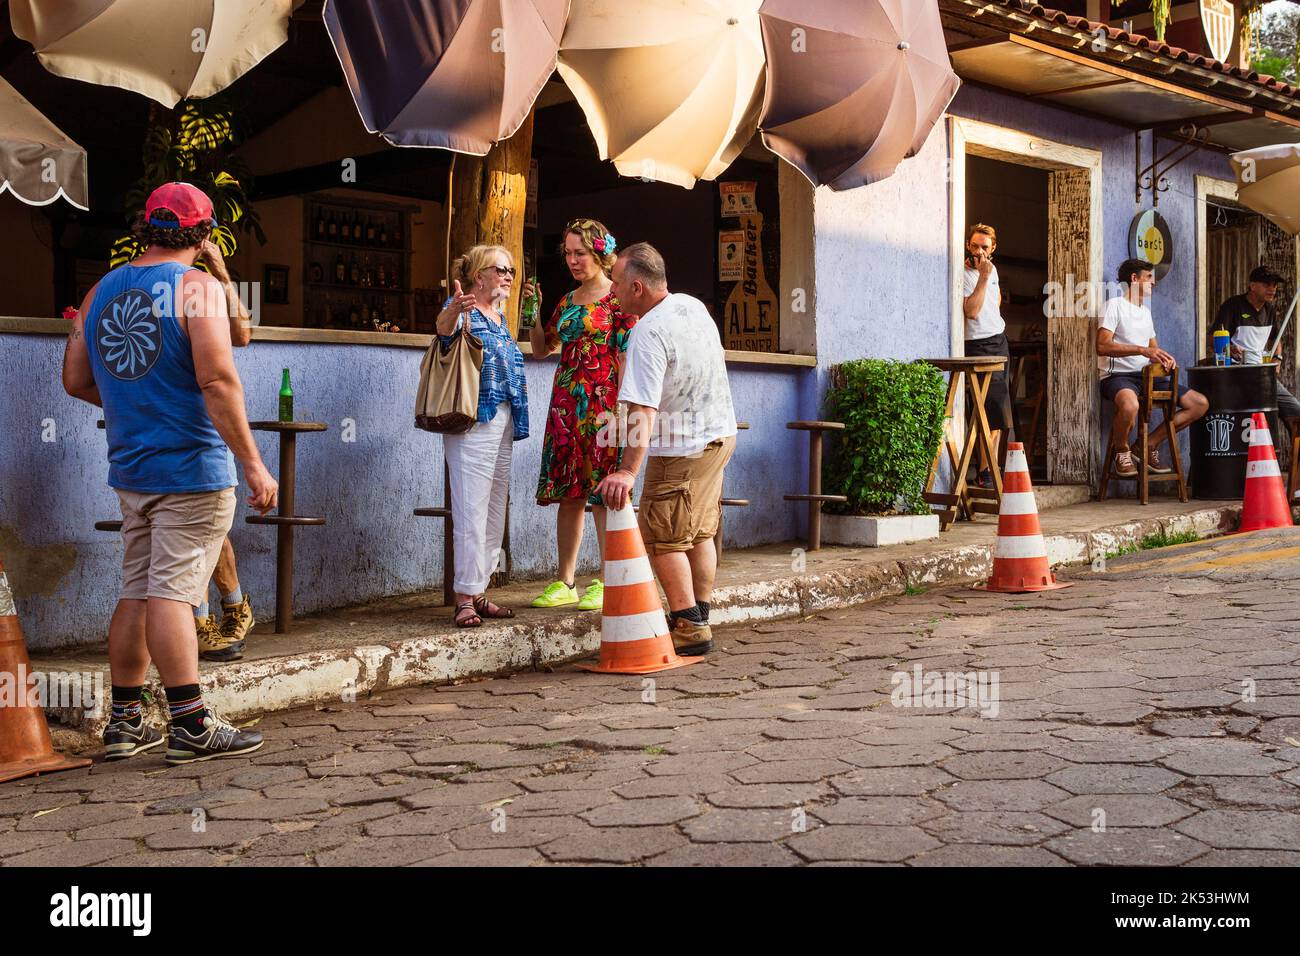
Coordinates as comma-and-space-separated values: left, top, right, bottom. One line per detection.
1, 332, 804, 650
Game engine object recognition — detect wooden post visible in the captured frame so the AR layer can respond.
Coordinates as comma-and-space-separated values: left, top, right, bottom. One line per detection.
448, 111, 535, 336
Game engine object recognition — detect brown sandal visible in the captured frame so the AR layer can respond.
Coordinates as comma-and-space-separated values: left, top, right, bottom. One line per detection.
473, 594, 515, 619
454, 602, 482, 628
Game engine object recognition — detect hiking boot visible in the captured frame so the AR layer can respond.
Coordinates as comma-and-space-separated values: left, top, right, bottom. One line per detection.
219, 595, 255, 649
196, 614, 241, 663
1147, 449, 1172, 474
976, 469, 994, 489
531, 580, 579, 608
1114, 450, 1138, 478
102, 716, 164, 761
577, 579, 604, 611
166, 710, 264, 764
671, 616, 713, 657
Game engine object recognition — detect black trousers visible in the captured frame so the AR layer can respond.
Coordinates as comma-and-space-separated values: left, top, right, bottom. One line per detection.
965, 332, 1015, 434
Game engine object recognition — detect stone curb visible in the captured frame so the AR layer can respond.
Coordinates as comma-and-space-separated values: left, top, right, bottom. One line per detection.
46, 504, 1241, 750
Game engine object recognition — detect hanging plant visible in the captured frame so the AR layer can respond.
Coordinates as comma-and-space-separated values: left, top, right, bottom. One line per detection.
1241, 0, 1265, 66
110, 96, 265, 269
1151, 0, 1171, 43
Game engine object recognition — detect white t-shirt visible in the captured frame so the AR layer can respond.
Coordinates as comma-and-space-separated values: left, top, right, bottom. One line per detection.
1098, 296, 1155, 378
962, 264, 1005, 340
619, 293, 738, 458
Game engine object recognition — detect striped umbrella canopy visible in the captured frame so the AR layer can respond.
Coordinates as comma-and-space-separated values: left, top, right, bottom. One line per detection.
324, 0, 569, 154
9, 0, 304, 108
0, 76, 88, 209
757, 0, 959, 190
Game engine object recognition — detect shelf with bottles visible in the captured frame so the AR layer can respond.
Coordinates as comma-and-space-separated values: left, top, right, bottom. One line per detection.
306, 203, 408, 252
308, 292, 407, 333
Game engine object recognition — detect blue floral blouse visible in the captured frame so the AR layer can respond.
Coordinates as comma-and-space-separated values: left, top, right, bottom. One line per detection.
439, 302, 529, 441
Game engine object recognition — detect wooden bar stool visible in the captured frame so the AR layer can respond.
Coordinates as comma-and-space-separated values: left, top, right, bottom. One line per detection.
245, 421, 327, 632
716, 421, 750, 562
93, 421, 122, 532
1285, 417, 1300, 505
1008, 340, 1046, 472
1098, 363, 1188, 505
414, 461, 455, 607
922, 357, 1007, 529
784, 421, 847, 551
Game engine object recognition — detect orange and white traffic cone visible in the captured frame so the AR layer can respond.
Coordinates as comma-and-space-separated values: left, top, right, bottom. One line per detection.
0, 557, 92, 784
579, 504, 702, 675
975, 442, 1070, 593
1237, 412, 1293, 533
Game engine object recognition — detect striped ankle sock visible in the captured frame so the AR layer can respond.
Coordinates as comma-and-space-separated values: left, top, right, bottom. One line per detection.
110, 685, 143, 722
165, 684, 208, 734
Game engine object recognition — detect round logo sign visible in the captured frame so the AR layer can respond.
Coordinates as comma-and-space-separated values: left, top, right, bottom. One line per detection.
95, 289, 163, 381
1129, 209, 1173, 280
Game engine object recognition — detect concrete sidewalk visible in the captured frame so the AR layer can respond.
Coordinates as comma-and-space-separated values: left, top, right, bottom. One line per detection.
32, 497, 1242, 746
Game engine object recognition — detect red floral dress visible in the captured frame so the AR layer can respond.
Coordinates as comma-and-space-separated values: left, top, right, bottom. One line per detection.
536, 290, 636, 504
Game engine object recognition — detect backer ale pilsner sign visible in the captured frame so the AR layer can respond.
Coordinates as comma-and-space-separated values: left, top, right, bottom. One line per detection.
720, 179, 778, 352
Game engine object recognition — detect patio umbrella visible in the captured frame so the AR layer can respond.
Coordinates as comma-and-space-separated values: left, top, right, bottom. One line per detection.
757, 0, 959, 190
8, 0, 303, 108
324, 0, 568, 154
557, 0, 766, 189
0, 76, 88, 209
1231, 143, 1300, 359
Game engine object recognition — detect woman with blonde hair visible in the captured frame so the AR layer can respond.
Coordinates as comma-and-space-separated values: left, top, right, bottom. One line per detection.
523, 218, 635, 611
436, 244, 528, 627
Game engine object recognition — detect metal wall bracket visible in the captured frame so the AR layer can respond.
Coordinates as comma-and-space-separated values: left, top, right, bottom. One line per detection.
1135, 125, 1211, 206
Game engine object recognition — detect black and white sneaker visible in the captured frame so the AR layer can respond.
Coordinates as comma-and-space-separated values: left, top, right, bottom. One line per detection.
102, 717, 165, 761
165, 710, 264, 764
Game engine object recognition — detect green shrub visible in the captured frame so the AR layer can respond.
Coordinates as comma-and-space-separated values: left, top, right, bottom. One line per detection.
823, 359, 946, 516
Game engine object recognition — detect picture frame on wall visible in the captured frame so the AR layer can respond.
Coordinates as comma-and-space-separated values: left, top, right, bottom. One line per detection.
264, 264, 290, 304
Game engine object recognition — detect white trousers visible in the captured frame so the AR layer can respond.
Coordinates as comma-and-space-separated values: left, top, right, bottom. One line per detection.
443, 404, 513, 595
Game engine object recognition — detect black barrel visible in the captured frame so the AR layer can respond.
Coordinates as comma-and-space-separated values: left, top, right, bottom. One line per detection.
1187, 364, 1278, 500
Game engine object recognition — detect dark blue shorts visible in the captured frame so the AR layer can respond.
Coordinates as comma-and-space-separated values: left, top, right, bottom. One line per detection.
1100, 373, 1189, 404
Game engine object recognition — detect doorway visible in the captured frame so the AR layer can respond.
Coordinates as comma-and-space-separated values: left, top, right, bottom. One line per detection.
950, 118, 1104, 488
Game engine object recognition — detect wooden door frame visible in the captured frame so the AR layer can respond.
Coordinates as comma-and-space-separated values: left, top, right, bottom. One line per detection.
949, 116, 1104, 484
1195, 174, 1241, 362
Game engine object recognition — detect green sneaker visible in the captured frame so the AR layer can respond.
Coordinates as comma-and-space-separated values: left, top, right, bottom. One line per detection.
577, 579, 604, 611
531, 580, 579, 608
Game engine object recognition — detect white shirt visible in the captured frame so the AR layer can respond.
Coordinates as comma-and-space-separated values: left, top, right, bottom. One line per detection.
1098, 296, 1155, 378
962, 264, 1005, 340
619, 293, 738, 458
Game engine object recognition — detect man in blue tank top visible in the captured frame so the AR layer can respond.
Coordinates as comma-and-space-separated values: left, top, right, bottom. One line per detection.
62, 183, 278, 764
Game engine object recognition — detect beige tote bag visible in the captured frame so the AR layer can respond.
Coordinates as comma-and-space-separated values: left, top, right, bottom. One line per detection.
415, 321, 483, 434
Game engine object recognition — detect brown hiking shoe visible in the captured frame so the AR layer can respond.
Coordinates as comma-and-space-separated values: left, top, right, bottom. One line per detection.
197, 614, 242, 663
220, 595, 255, 648
1147, 449, 1172, 474
671, 617, 713, 657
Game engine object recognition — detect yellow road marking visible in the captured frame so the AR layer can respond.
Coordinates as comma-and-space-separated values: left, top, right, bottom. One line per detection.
1128, 544, 1300, 575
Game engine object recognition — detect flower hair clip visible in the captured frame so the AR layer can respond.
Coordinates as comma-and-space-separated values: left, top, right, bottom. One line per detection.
593, 232, 617, 255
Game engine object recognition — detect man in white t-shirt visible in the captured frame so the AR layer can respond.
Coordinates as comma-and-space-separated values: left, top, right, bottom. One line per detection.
1097, 258, 1208, 478
962, 224, 1014, 486
596, 243, 737, 657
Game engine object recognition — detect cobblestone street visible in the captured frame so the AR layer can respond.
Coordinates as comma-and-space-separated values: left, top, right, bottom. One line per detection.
3, 529, 1300, 867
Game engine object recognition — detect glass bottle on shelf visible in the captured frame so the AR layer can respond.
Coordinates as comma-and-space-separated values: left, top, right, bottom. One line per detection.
352, 213, 363, 243
334, 252, 345, 285
327, 210, 338, 240
379, 220, 389, 247
315, 207, 326, 239
366, 216, 376, 245
349, 253, 360, 286
392, 221, 402, 250
377, 261, 387, 288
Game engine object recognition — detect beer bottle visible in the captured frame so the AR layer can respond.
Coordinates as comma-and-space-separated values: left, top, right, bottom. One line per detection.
278, 368, 293, 422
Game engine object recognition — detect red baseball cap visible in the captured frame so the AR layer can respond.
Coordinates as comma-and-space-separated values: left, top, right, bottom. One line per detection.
145, 182, 216, 229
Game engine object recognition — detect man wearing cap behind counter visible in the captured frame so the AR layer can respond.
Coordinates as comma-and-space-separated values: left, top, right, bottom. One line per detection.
1211, 265, 1300, 422
62, 182, 278, 765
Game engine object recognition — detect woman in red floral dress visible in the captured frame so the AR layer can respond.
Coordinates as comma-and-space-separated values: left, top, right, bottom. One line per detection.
524, 218, 635, 611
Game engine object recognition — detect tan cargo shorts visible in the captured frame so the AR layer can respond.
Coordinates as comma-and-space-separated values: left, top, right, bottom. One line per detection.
638, 436, 736, 556
115, 487, 236, 606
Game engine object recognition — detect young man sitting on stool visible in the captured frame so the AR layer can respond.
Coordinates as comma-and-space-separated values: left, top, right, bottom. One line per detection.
1097, 258, 1208, 478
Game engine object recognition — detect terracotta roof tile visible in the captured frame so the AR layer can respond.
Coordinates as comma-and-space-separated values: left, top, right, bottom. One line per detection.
985, 0, 1299, 99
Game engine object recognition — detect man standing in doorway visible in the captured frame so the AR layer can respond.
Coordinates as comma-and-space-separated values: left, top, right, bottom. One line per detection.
962, 224, 1015, 487
1097, 258, 1209, 477
597, 243, 738, 657
1211, 265, 1300, 421
62, 182, 277, 763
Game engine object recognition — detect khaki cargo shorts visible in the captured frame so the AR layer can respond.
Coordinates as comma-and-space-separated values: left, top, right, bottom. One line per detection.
638, 436, 736, 556
115, 487, 236, 606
